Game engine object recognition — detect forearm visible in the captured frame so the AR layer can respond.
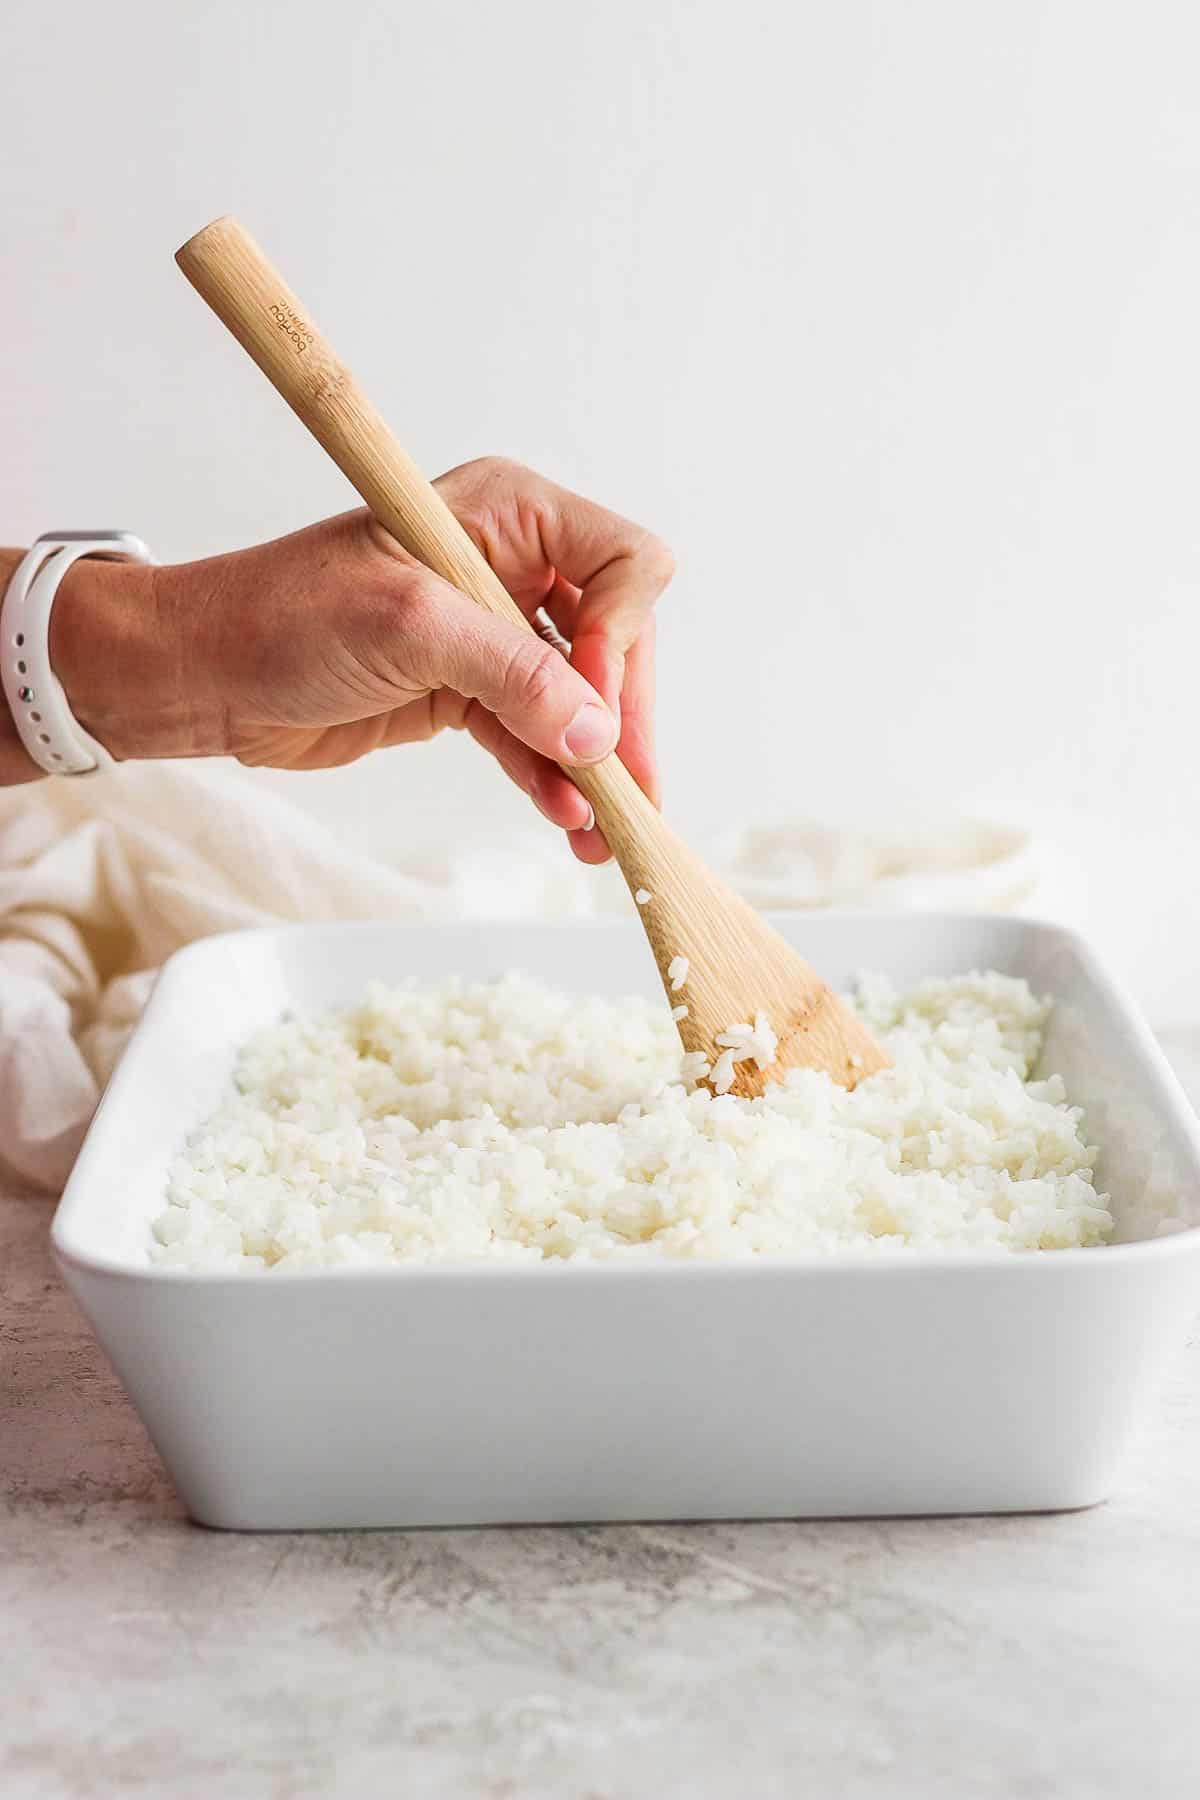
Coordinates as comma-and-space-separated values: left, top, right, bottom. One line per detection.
0, 549, 223, 785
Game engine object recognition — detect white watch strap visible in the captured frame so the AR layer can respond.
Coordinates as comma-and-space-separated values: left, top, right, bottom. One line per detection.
1, 532, 155, 776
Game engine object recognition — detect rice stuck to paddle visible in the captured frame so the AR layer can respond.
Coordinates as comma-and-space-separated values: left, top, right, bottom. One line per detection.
154, 971, 1112, 1269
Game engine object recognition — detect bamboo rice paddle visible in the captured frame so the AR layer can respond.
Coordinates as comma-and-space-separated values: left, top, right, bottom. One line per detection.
175, 216, 888, 1094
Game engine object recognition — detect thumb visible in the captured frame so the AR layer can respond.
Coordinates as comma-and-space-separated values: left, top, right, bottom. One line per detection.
409, 581, 619, 765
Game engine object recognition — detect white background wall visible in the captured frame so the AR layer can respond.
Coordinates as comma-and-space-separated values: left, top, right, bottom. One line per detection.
3, 1, 1198, 1014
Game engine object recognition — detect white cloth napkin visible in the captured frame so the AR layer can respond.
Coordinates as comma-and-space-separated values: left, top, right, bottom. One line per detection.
0, 760, 1034, 1191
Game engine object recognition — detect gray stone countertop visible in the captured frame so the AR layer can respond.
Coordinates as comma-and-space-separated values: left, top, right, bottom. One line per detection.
2, 1186, 1198, 1800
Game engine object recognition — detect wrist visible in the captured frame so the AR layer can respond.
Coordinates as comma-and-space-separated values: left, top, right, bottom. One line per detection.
47, 556, 227, 763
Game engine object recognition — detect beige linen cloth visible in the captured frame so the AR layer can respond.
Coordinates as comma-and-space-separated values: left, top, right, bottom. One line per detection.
0, 760, 1035, 1191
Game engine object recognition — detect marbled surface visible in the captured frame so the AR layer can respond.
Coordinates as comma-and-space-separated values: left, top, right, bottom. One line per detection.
3, 1187, 1198, 1800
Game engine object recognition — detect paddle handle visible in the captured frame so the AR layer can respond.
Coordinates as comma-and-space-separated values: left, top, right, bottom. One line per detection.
174, 216, 655, 845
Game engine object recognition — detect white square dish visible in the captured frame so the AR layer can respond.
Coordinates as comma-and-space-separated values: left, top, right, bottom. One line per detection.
52, 914, 1200, 1529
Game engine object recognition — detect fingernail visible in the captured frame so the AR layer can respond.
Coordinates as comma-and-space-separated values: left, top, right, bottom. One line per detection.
564, 703, 618, 761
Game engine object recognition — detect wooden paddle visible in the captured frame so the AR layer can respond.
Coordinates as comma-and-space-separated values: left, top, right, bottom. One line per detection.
175, 216, 888, 1094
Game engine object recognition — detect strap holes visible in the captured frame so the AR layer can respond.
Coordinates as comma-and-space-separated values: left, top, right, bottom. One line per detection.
14, 633, 24, 647
38, 733, 50, 744
50, 752, 62, 762
30, 711, 41, 722
17, 660, 26, 674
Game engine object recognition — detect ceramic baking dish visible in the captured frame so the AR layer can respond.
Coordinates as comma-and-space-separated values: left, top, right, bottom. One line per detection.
52, 914, 1200, 1529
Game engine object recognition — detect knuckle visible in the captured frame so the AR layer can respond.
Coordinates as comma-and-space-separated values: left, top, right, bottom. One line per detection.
393, 568, 439, 631
484, 454, 531, 484
503, 640, 563, 716
380, 572, 444, 678
641, 532, 676, 585
465, 454, 525, 496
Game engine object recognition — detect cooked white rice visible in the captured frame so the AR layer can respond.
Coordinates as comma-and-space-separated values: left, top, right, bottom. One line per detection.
668, 955, 689, 991
711, 1012, 780, 1092
153, 971, 1112, 1269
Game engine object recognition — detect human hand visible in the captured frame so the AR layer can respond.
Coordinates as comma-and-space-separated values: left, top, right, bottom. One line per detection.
24, 458, 673, 862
